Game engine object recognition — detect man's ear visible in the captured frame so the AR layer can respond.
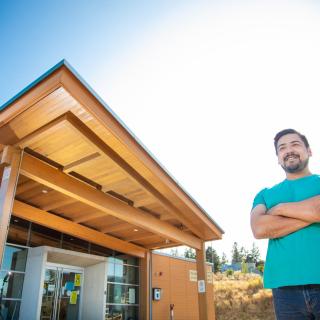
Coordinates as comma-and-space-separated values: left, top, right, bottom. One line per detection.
308, 147, 312, 157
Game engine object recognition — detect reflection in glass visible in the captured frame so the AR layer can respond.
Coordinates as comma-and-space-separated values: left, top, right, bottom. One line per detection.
7, 217, 30, 246
0, 300, 20, 320
0, 272, 24, 299
30, 224, 62, 248
106, 284, 139, 305
1, 245, 27, 272
105, 304, 138, 320
107, 263, 139, 285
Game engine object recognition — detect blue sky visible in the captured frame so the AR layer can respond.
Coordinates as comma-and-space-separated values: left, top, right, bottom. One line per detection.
2, 1, 320, 261
0, 0, 185, 104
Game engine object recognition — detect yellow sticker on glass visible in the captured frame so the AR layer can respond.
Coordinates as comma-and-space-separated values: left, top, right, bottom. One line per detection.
69, 291, 78, 304
74, 274, 81, 287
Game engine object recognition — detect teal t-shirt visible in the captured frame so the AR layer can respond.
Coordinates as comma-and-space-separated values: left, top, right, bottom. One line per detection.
252, 174, 320, 289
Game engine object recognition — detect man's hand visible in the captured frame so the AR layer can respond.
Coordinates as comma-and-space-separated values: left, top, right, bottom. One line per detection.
269, 196, 320, 223
251, 204, 311, 239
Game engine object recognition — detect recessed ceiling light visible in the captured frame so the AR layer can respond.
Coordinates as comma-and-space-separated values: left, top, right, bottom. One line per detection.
165, 239, 170, 244
42, 189, 48, 194
14, 219, 19, 223
133, 229, 139, 232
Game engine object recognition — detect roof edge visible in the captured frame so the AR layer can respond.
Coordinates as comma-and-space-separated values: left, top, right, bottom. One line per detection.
0, 60, 225, 235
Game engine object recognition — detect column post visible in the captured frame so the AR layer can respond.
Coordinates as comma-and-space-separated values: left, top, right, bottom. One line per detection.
140, 250, 151, 320
0, 146, 22, 265
196, 241, 215, 320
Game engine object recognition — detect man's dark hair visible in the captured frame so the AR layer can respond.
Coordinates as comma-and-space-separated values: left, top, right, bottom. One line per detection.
274, 129, 310, 153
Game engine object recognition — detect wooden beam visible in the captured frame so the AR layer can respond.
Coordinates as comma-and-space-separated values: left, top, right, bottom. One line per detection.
0, 69, 62, 127
144, 241, 179, 250
60, 68, 222, 239
13, 200, 146, 258
62, 152, 101, 173
73, 211, 107, 224
19, 153, 202, 249
100, 222, 132, 234
196, 242, 215, 320
140, 250, 151, 320
16, 180, 38, 195
14, 110, 203, 238
41, 198, 75, 211
0, 146, 22, 265
63, 112, 203, 238
124, 232, 155, 242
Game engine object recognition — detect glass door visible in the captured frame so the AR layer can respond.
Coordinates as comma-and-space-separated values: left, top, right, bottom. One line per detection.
40, 265, 83, 320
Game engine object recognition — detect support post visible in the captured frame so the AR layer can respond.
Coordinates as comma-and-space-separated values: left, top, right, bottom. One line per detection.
0, 146, 22, 266
140, 250, 151, 320
196, 242, 215, 320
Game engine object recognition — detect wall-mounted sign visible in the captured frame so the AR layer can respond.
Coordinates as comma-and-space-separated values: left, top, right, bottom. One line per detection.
198, 280, 206, 293
189, 270, 213, 284
189, 270, 197, 282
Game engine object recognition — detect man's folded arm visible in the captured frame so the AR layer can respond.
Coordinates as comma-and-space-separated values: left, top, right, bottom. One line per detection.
250, 204, 311, 239
269, 195, 320, 222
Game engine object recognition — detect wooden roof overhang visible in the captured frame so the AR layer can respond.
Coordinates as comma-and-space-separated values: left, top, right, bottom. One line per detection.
0, 60, 224, 258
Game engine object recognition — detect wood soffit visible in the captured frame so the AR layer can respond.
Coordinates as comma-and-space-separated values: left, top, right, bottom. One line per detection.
0, 63, 223, 250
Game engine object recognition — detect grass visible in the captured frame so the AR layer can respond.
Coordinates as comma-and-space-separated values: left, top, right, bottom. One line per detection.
214, 272, 274, 320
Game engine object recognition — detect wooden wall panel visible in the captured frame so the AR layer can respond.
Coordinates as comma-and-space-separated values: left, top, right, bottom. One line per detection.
151, 253, 215, 320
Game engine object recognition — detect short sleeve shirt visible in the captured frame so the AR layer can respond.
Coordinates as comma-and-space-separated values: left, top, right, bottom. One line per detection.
252, 174, 320, 288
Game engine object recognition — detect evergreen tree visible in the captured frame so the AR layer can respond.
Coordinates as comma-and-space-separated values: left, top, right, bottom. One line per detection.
184, 247, 196, 259
221, 252, 228, 265
231, 242, 241, 264
250, 243, 260, 264
206, 246, 221, 273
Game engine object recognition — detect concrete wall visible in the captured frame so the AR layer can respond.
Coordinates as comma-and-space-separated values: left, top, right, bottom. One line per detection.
81, 261, 107, 320
20, 247, 47, 320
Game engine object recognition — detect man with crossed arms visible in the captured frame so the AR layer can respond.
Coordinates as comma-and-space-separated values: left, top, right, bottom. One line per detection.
251, 128, 320, 319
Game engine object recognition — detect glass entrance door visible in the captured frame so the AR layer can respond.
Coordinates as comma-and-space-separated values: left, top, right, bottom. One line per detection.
40, 265, 83, 320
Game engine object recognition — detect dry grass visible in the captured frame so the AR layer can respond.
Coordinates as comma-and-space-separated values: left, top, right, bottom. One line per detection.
214, 272, 274, 320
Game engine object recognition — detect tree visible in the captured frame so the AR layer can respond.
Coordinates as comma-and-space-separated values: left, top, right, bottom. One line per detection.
206, 246, 221, 273
239, 246, 248, 262
184, 247, 196, 259
231, 242, 241, 264
221, 252, 228, 265
250, 243, 260, 264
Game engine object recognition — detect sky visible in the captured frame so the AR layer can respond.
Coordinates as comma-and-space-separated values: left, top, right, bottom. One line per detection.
1, 0, 320, 262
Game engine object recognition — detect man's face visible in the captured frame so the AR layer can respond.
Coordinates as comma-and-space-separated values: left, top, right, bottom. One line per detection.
276, 133, 312, 173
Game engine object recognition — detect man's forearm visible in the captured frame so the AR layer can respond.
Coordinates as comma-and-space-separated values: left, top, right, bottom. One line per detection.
253, 214, 310, 239
269, 195, 320, 222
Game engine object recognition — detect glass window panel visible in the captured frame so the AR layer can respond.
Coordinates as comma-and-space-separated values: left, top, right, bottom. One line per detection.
106, 284, 139, 305
110, 255, 139, 266
62, 235, 88, 254
30, 223, 62, 248
0, 272, 24, 299
89, 243, 113, 257
108, 263, 139, 285
0, 300, 20, 320
7, 217, 30, 246
105, 304, 138, 320
1, 245, 27, 272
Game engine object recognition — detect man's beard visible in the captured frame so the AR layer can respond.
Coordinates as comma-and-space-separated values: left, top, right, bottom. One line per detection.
281, 154, 309, 173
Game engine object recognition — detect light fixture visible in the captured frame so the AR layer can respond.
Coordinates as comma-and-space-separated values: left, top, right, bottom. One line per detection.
133, 229, 139, 232
165, 239, 170, 244
42, 189, 48, 194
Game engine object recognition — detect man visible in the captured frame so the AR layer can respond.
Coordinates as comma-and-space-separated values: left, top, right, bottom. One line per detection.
251, 128, 320, 320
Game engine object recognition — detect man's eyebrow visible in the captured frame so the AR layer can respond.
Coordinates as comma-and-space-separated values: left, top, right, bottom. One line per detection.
277, 140, 302, 149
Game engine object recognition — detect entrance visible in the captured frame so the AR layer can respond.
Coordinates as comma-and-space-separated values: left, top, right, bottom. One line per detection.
40, 264, 83, 320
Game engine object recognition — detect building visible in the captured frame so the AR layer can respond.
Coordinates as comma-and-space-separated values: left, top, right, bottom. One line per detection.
0, 60, 224, 320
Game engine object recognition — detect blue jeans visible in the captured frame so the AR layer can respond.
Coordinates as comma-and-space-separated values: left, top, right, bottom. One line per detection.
273, 285, 320, 320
